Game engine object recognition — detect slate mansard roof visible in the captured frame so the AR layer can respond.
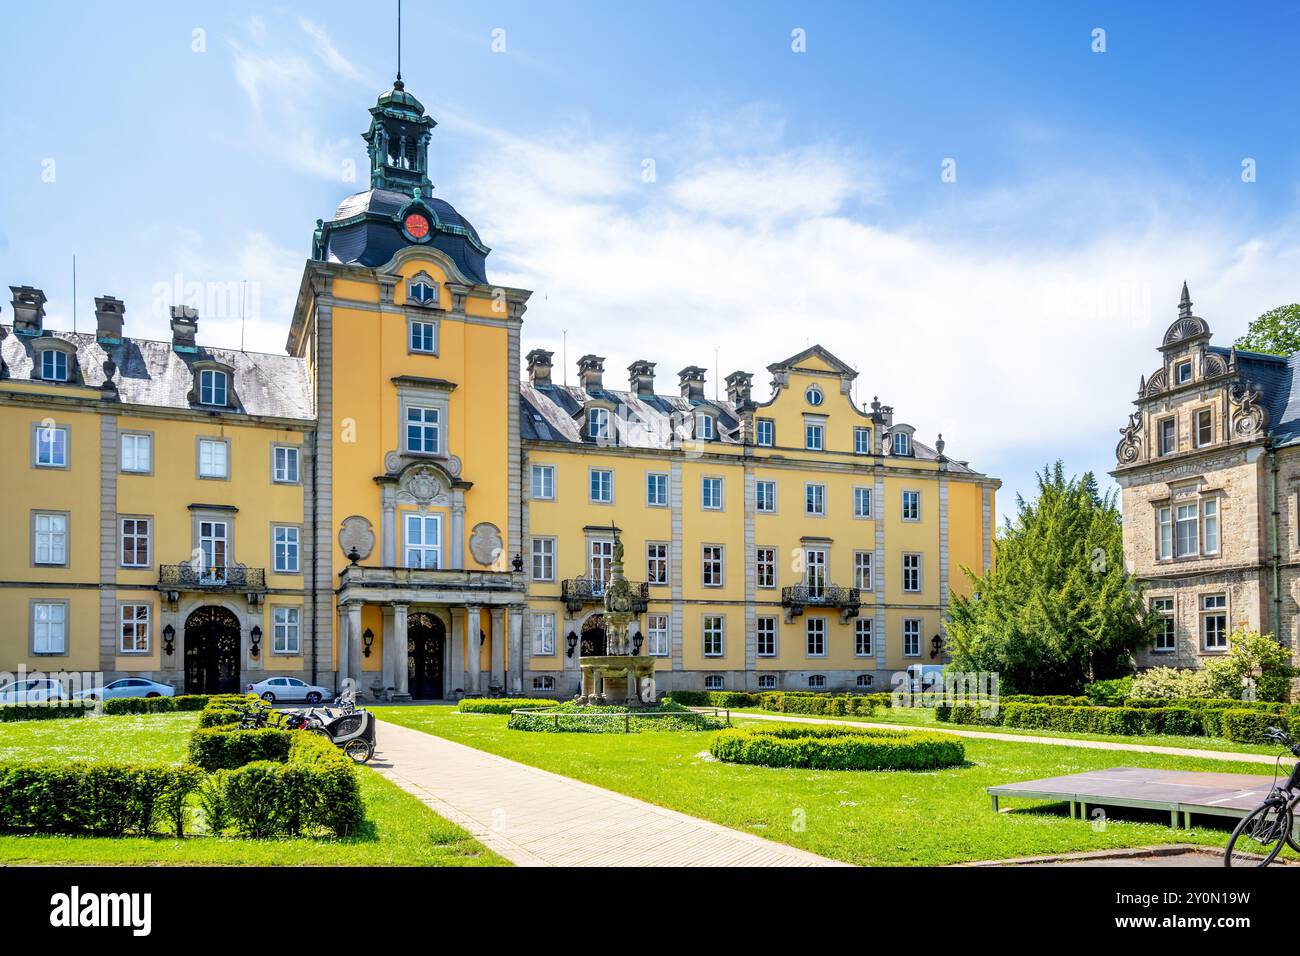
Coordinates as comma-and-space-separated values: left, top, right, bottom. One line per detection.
0, 327, 314, 421
1218, 346, 1300, 449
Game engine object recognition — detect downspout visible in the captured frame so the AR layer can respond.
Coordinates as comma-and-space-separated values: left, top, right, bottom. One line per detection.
1269, 448, 1282, 643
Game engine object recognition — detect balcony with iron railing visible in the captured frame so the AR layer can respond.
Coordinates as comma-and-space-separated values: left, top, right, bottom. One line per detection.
781, 583, 861, 623
157, 563, 266, 607
562, 576, 649, 615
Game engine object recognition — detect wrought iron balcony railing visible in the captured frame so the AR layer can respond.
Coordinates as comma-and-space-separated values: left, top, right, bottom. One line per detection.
562, 576, 649, 615
781, 583, 861, 622
158, 563, 266, 593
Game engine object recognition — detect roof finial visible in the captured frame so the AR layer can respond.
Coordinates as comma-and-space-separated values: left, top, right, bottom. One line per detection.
394, 0, 403, 89
1179, 281, 1192, 318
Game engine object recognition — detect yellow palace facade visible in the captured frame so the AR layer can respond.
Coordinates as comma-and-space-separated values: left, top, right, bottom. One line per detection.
0, 79, 997, 699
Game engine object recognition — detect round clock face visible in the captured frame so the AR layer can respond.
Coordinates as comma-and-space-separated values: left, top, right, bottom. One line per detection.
403, 213, 431, 239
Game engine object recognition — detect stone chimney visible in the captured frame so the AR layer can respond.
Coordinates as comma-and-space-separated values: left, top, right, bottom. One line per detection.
9, 286, 47, 335
170, 305, 198, 349
725, 370, 754, 410
678, 365, 706, 400
94, 296, 125, 342
628, 360, 656, 397
578, 354, 605, 392
526, 348, 553, 386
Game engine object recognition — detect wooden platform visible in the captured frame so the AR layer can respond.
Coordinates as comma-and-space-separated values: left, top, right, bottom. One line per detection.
988, 766, 1283, 829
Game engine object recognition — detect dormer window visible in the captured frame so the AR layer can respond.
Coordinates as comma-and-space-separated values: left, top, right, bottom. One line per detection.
587, 407, 612, 441
198, 369, 228, 407
805, 385, 824, 407
696, 412, 715, 441
40, 350, 68, 382
892, 432, 911, 456
1176, 360, 1193, 385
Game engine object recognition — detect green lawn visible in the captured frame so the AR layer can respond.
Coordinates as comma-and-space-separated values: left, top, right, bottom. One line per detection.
0, 711, 507, 866
377, 705, 1295, 866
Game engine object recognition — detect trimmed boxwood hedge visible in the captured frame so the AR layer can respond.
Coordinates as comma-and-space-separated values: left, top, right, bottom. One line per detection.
756, 692, 878, 716
457, 697, 557, 715
709, 724, 965, 771
188, 726, 294, 771
0, 762, 204, 836
0, 701, 93, 722
102, 694, 211, 715
508, 700, 728, 733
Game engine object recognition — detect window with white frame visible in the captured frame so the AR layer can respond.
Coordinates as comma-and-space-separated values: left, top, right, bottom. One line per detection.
41, 349, 69, 382
1202, 594, 1227, 650
1204, 499, 1219, 554
757, 616, 777, 657
646, 614, 669, 656
533, 675, 556, 691
805, 548, 827, 597
854, 551, 873, 590
532, 612, 556, 655
892, 431, 911, 456
587, 407, 612, 442
702, 616, 725, 657
121, 433, 152, 473
696, 413, 714, 440
902, 490, 920, 521
805, 421, 824, 451
589, 539, 614, 589
34, 512, 67, 566
806, 617, 826, 656
704, 674, 724, 690
805, 482, 825, 516
273, 607, 301, 654
36, 424, 67, 468
758, 674, 777, 690
403, 513, 442, 569
1156, 506, 1173, 559
854, 487, 873, 518
808, 674, 826, 689
1175, 503, 1199, 557
32, 602, 67, 655
903, 618, 922, 657
408, 279, 438, 306
702, 545, 724, 587
1159, 418, 1176, 456
590, 468, 613, 503
198, 369, 228, 407
531, 537, 555, 581
756, 419, 775, 447
1150, 596, 1175, 652
646, 543, 669, 585
531, 464, 555, 500
702, 476, 723, 510
855, 618, 873, 656
273, 526, 300, 573
756, 479, 776, 513
405, 406, 440, 454
198, 438, 228, 478
1177, 360, 1193, 384
120, 517, 150, 568
119, 603, 149, 653
854, 427, 872, 455
756, 547, 776, 589
856, 674, 873, 689
902, 553, 922, 593
410, 318, 437, 353
646, 472, 668, 507
273, 445, 300, 483
805, 385, 824, 406
1195, 408, 1213, 447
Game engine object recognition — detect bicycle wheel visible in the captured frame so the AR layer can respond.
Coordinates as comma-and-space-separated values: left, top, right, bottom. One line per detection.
343, 738, 374, 763
1225, 803, 1291, 867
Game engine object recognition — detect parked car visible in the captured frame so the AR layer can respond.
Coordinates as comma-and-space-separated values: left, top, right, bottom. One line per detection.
0, 678, 66, 704
249, 677, 330, 705
73, 678, 175, 702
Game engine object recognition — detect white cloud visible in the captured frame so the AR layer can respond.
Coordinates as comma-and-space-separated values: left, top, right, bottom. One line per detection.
298, 17, 367, 84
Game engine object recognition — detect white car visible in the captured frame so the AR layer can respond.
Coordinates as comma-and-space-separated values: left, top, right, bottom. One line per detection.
0, 678, 66, 704
73, 678, 175, 701
249, 677, 330, 705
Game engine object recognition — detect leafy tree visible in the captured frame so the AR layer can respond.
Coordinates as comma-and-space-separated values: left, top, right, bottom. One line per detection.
1202, 629, 1296, 702
1234, 304, 1300, 356
946, 463, 1155, 695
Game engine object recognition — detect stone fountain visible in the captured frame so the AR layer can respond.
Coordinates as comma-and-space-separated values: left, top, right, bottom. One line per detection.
575, 529, 656, 706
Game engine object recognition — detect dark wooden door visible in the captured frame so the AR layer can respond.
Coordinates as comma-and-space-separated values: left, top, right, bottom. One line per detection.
408, 612, 446, 700
184, 606, 241, 695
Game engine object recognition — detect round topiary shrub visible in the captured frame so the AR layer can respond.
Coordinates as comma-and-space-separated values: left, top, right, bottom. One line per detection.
708, 724, 965, 770
507, 700, 729, 733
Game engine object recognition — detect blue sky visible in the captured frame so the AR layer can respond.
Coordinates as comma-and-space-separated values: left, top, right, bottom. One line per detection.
3, 0, 1299, 520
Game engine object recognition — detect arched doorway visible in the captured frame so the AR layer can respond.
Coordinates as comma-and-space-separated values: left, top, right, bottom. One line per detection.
184, 606, 241, 695
580, 614, 607, 657
408, 612, 446, 700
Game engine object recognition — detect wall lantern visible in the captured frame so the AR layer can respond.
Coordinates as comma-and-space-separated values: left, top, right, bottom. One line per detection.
249, 625, 263, 659
632, 634, 644, 655
930, 634, 943, 659
162, 624, 176, 656
480, 629, 487, 646
565, 631, 579, 658
363, 628, 375, 658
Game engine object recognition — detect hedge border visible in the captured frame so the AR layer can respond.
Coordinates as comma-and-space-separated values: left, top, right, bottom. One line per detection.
708, 724, 965, 771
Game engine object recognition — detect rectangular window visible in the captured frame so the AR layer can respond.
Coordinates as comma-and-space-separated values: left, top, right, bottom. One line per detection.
903, 618, 922, 657
34, 512, 68, 566
1202, 594, 1227, 650
1159, 418, 1177, 456
32, 602, 67, 655
696, 413, 714, 440
854, 487, 873, 518
273, 445, 300, 483
854, 427, 872, 455
121, 433, 152, 473
806, 617, 826, 657
531, 537, 555, 581
530, 464, 555, 500
198, 438, 229, 478
758, 674, 776, 689
590, 468, 613, 503
902, 490, 921, 521
587, 407, 611, 441
647, 614, 669, 657
755, 419, 775, 447
702, 616, 725, 657
273, 526, 300, 573
854, 551, 873, 590
903, 553, 922, 592
855, 619, 873, 657
120, 603, 150, 653
755, 479, 776, 513
1151, 597, 1175, 652
1177, 361, 1193, 384
756, 616, 777, 657
756, 547, 776, 589
1195, 408, 1213, 447
805, 483, 825, 516
403, 513, 442, 569
1157, 506, 1173, 560
893, 432, 911, 456
198, 520, 228, 583
35, 424, 68, 468
198, 369, 228, 406
646, 543, 669, 585
702, 545, 724, 587
589, 539, 614, 590
410, 319, 437, 353
805, 548, 827, 597
273, 607, 301, 654
41, 349, 69, 382
532, 612, 556, 655
702, 476, 723, 510
1203, 499, 1219, 555
805, 422, 824, 451
704, 674, 724, 691
646, 472, 668, 507
120, 517, 150, 568
405, 406, 440, 454
1175, 503, 1199, 557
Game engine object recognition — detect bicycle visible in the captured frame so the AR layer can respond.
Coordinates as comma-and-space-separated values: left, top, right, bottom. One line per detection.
1224, 726, 1300, 867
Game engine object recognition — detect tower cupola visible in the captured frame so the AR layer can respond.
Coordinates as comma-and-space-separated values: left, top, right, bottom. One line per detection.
362, 75, 436, 193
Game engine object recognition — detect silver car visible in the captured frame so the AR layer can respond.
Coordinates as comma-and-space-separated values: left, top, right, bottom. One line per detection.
73, 678, 175, 701
249, 677, 330, 705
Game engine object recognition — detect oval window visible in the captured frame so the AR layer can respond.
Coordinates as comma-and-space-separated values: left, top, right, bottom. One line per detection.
805, 385, 824, 407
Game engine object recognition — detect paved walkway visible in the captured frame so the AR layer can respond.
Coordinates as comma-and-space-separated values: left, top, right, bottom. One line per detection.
371, 719, 845, 867
734, 711, 1279, 765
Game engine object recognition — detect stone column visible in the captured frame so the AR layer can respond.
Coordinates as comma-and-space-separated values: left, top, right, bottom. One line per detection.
393, 603, 410, 698
490, 607, 506, 690
508, 606, 524, 694
450, 606, 466, 698
336, 604, 351, 688
381, 605, 397, 693
347, 602, 363, 696
451, 502, 466, 569
466, 605, 482, 694
381, 486, 397, 566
